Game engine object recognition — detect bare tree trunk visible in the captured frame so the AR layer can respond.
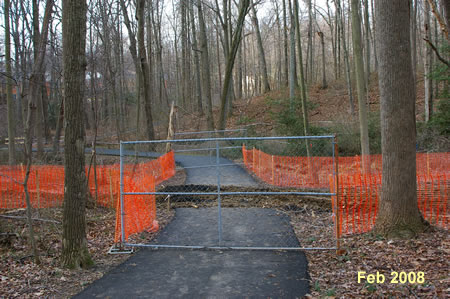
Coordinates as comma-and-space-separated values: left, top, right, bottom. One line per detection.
424, 0, 433, 122
374, 0, 426, 238
318, 32, 328, 89
442, 0, 450, 31
52, 98, 64, 155
324, 0, 338, 81
273, 1, 281, 88
306, 0, 313, 84
411, 0, 418, 81
197, 0, 215, 130
293, 0, 309, 137
217, 0, 250, 131
119, 0, 143, 135
4, 0, 16, 165
32, 0, 45, 160
137, 0, 155, 141
371, 0, 378, 71
288, 0, 296, 110
363, 0, 371, 89
351, 0, 370, 173
11, 3, 23, 131
23, 0, 54, 265
189, 0, 203, 114
236, 35, 244, 99
61, 0, 92, 269
335, 0, 355, 115
282, 0, 289, 87
181, 0, 190, 109
250, 1, 270, 93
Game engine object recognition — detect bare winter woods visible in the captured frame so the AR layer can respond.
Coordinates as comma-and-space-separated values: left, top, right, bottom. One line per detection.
1, 0, 448, 154
0, 0, 448, 287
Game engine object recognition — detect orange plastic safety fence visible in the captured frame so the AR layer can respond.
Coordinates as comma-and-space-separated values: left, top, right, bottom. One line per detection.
114, 176, 159, 243
242, 146, 449, 234
330, 172, 449, 236
0, 151, 176, 212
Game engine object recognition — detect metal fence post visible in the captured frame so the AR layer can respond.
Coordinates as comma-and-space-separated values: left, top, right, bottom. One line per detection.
216, 140, 222, 246
333, 136, 341, 255
120, 142, 125, 244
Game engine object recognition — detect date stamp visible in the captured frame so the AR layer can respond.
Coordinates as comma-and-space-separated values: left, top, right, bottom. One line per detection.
358, 271, 425, 284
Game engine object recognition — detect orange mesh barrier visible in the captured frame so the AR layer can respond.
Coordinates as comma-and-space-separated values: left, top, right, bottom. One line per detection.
330, 173, 449, 235
114, 176, 158, 243
243, 146, 449, 233
0, 151, 176, 210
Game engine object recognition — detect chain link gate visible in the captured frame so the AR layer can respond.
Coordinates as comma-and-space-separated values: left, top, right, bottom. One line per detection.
117, 135, 339, 251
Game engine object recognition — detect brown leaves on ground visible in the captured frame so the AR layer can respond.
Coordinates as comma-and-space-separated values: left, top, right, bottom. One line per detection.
1, 196, 448, 298
301, 217, 449, 298
0, 203, 173, 298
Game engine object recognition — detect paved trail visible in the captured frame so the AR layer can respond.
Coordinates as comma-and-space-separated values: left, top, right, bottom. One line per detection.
74, 148, 309, 298
95, 148, 257, 186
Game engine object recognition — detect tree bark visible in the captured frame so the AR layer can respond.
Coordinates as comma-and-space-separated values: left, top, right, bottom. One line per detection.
441, 0, 450, 32
293, 0, 309, 138
250, 1, 270, 93
374, 0, 426, 238
189, 0, 203, 114
318, 32, 327, 89
137, 0, 155, 141
410, 0, 418, 82
4, 0, 16, 165
351, 0, 370, 172
335, 0, 355, 115
424, 0, 433, 122
197, 0, 215, 130
61, 0, 92, 269
217, 0, 250, 131
363, 0, 371, 89
282, 0, 289, 87
32, 0, 45, 159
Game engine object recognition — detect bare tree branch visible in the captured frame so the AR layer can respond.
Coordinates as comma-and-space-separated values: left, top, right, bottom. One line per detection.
423, 38, 450, 67
427, 0, 449, 40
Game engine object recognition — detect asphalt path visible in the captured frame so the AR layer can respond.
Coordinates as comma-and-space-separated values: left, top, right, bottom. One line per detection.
73, 147, 310, 298
74, 208, 309, 298
94, 147, 257, 187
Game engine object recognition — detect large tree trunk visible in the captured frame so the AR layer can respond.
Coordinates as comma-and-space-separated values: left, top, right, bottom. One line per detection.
374, 0, 426, 238
137, 0, 155, 141
61, 0, 92, 269
410, 0, 418, 83
4, 0, 16, 165
197, 0, 215, 130
250, 1, 270, 93
351, 0, 370, 172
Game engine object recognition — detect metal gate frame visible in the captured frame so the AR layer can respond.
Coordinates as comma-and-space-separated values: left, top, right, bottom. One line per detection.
119, 135, 340, 251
